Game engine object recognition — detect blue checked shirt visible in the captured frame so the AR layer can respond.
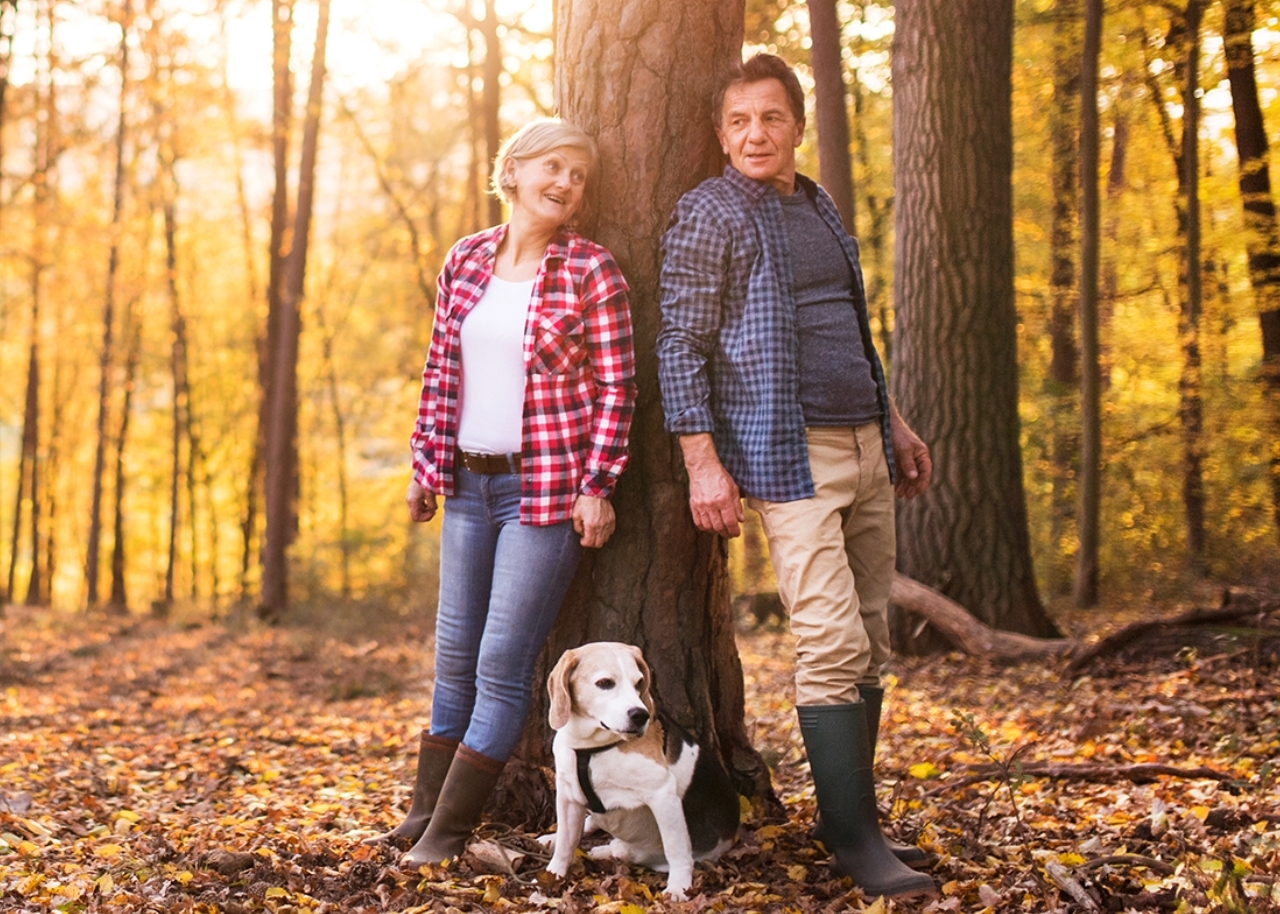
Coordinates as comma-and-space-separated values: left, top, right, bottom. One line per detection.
656, 166, 894, 502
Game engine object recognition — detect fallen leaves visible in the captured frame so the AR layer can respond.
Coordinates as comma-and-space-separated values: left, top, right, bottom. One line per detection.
1, 597, 1278, 912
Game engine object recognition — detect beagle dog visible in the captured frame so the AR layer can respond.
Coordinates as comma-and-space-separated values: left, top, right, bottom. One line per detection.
543, 642, 740, 901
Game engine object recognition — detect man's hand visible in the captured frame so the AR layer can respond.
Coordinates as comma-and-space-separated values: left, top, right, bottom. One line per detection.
407, 480, 438, 522
889, 407, 932, 500
572, 495, 616, 548
679, 434, 744, 537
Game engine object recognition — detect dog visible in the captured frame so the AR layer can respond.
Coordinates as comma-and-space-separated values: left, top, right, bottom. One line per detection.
543, 642, 740, 900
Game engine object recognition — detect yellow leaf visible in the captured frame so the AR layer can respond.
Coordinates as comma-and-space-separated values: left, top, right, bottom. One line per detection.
265, 886, 289, 899
755, 825, 784, 839
96, 843, 124, 859
619, 905, 646, 914
1058, 852, 1086, 865
909, 762, 941, 780
787, 864, 808, 881
176, 871, 194, 885
1191, 805, 1210, 821
864, 898, 887, 914
942, 880, 962, 895
97, 873, 114, 894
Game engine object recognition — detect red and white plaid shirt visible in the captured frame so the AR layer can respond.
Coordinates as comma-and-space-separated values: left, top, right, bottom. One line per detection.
410, 224, 637, 525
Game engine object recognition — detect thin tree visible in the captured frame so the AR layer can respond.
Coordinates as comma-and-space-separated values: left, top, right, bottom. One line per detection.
1046, 0, 1081, 595
491, 0, 781, 827
245, 0, 294, 604
260, 0, 331, 618
1075, 0, 1103, 608
86, 0, 132, 610
1223, 0, 1280, 540
891, 0, 1059, 638
808, 0, 855, 232
108, 303, 141, 610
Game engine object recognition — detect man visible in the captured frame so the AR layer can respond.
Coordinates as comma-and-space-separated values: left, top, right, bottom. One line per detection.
656, 53, 936, 900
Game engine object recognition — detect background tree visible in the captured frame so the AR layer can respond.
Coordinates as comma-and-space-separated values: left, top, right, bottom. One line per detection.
1223, 0, 1280, 542
1075, 0, 1102, 608
891, 0, 1059, 639
808, 0, 854, 232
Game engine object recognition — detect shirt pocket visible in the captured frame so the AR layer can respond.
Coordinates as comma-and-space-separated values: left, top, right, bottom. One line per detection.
530, 310, 588, 376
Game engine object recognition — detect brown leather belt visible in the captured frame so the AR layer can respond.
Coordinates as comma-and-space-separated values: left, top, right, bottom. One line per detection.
456, 449, 521, 474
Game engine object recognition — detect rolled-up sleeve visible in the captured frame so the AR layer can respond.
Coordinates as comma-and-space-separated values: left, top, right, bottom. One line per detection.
657, 200, 730, 436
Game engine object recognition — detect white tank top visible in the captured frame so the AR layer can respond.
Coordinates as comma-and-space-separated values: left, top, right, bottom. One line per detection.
456, 276, 535, 454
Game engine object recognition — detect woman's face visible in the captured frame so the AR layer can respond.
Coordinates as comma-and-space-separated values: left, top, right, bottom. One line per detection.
506, 147, 591, 229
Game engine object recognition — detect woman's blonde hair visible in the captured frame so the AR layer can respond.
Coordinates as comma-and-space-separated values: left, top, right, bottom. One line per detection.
491, 119, 601, 225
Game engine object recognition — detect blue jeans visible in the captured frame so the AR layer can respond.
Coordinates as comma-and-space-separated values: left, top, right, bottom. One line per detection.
429, 467, 582, 761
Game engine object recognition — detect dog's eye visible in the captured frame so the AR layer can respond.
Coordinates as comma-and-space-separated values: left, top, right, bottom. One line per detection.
595, 678, 615, 690
635, 679, 644, 691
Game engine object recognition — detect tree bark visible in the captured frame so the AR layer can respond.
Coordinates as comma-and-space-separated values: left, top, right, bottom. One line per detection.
1074, 0, 1103, 608
890, 0, 1058, 640
480, 0, 502, 228
808, 0, 854, 232
1222, 0, 1280, 541
108, 308, 141, 611
261, 0, 331, 618
498, 0, 778, 827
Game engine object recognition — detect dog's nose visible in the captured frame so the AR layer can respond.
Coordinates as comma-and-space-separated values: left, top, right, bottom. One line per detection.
628, 707, 650, 729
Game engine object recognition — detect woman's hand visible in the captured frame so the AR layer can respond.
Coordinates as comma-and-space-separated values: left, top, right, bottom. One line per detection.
407, 480, 438, 523
572, 495, 616, 548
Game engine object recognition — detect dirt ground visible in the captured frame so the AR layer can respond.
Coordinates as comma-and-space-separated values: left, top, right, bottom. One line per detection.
1, 590, 1277, 913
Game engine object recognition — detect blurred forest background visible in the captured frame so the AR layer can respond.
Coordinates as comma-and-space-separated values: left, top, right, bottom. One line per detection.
1, 0, 1279, 625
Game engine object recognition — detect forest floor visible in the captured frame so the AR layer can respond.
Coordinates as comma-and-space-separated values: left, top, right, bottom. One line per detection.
1, 587, 1278, 914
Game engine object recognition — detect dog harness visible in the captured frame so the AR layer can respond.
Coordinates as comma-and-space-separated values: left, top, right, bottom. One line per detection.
574, 744, 619, 814
574, 713, 686, 815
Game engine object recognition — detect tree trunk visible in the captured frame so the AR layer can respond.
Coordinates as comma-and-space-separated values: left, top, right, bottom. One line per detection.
1046, 0, 1080, 595
1169, 1, 1206, 573
252, 0, 294, 610
261, 0, 330, 618
86, 0, 130, 610
163, 187, 186, 610
808, 0, 854, 232
1223, 0, 1280, 541
108, 308, 141, 611
891, 0, 1058, 639
1074, 0, 1103, 608
497, 0, 777, 827
481, 0, 502, 228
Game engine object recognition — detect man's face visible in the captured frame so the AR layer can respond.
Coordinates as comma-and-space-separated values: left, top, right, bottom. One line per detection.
715, 78, 804, 195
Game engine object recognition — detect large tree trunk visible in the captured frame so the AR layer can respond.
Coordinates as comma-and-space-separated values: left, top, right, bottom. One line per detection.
261, 0, 330, 618
1223, 0, 1280, 541
1074, 0, 1103, 608
494, 0, 777, 829
480, 0, 501, 228
891, 0, 1058, 640
808, 0, 854, 232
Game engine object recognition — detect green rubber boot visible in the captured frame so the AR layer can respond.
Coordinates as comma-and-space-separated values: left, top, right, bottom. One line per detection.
798, 703, 936, 899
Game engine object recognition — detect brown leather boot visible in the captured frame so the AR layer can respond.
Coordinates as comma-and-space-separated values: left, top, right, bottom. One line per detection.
363, 732, 459, 846
401, 744, 505, 868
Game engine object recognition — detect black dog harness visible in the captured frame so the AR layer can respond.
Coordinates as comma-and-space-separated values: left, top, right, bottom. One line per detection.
575, 743, 620, 814
574, 714, 684, 815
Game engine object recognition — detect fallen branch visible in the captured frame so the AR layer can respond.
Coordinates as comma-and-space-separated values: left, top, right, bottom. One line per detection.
1044, 860, 1102, 912
890, 573, 1077, 661
925, 761, 1232, 796
1077, 854, 1176, 876
1067, 595, 1279, 675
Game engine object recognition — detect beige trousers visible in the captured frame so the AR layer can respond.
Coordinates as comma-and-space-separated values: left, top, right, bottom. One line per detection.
747, 424, 895, 705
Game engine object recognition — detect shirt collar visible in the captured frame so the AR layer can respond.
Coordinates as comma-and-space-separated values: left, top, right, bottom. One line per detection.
476, 223, 576, 265
723, 164, 818, 202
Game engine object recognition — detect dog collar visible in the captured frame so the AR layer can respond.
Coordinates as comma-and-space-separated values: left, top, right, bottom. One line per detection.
575, 743, 621, 814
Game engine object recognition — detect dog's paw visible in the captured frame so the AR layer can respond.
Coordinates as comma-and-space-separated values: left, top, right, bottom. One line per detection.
663, 879, 691, 902
545, 856, 571, 879
535, 832, 556, 848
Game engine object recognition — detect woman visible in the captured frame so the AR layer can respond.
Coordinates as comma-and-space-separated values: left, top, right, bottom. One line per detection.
370, 119, 636, 869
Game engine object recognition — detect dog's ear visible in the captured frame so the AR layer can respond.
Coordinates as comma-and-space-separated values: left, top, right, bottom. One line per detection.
547, 648, 579, 730
628, 644, 656, 716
